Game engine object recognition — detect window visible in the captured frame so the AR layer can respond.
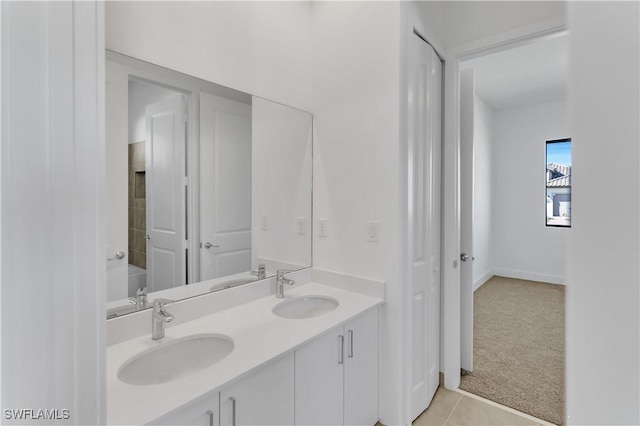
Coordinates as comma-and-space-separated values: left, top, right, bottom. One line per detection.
546, 138, 572, 227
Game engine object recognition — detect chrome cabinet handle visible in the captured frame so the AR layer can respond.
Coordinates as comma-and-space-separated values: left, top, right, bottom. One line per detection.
229, 397, 236, 426
338, 335, 344, 364
460, 253, 470, 262
347, 329, 354, 358
206, 410, 214, 426
203, 242, 220, 249
107, 250, 126, 261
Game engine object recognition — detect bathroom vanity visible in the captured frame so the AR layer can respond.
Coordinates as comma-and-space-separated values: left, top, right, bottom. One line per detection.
107, 273, 384, 425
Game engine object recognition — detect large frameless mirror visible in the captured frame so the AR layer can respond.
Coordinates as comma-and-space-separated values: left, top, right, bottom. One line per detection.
106, 51, 312, 319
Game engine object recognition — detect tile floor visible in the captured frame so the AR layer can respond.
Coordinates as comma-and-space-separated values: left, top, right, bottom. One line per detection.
411, 387, 550, 426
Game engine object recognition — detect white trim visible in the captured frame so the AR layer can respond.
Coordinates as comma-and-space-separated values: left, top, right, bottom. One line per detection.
493, 268, 565, 286
442, 19, 568, 392
446, 16, 567, 59
1, 2, 106, 422
454, 388, 556, 426
472, 270, 493, 292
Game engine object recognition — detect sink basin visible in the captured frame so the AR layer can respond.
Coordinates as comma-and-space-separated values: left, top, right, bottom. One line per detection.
210, 278, 257, 292
272, 295, 339, 319
117, 333, 234, 385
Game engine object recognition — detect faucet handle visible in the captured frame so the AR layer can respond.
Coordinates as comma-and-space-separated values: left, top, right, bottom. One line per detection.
152, 298, 174, 309
251, 263, 267, 278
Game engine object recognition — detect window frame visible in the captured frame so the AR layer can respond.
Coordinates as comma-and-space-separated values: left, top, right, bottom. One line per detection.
545, 137, 572, 228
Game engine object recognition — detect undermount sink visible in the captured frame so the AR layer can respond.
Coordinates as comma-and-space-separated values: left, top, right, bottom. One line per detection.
118, 333, 234, 385
272, 295, 339, 319
210, 278, 257, 292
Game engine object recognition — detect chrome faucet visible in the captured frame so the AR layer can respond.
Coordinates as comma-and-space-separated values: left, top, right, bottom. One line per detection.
128, 287, 148, 311
151, 299, 174, 340
275, 270, 295, 298
250, 264, 267, 279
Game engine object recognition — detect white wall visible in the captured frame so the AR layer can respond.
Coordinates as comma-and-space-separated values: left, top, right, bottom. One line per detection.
128, 79, 182, 144
311, 2, 403, 423
106, 1, 313, 112
442, 1, 566, 48
566, 2, 640, 424
406, 1, 446, 53
491, 100, 568, 284
252, 97, 312, 272
472, 95, 493, 290
1, 1, 105, 423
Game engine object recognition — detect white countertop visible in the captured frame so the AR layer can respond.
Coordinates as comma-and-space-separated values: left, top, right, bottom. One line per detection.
107, 282, 383, 425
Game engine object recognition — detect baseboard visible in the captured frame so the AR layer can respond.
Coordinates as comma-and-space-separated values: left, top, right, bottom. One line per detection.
492, 267, 565, 285
472, 270, 494, 292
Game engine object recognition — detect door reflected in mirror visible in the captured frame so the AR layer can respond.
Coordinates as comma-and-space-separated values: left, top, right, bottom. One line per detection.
106, 51, 312, 318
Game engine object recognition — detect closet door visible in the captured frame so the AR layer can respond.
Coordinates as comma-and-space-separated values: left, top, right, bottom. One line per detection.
407, 33, 443, 420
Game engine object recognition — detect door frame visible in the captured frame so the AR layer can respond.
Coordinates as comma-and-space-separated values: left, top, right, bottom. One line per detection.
441, 18, 568, 390
400, 6, 447, 422
107, 51, 198, 287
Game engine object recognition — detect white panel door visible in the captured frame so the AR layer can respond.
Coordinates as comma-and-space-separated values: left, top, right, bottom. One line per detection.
408, 33, 442, 420
344, 308, 380, 426
200, 92, 252, 280
459, 68, 474, 372
220, 353, 294, 426
105, 61, 129, 301
145, 95, 187, 292
294, 327, 344, 425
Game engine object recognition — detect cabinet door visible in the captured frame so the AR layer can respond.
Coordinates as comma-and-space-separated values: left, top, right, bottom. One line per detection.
220, 353, 294, 426
345, 307, 379, 426
148, 392, 219, 426
295, 327, 344, 425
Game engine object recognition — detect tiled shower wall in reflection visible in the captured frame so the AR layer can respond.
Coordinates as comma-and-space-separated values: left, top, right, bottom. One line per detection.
129, 142, 146, 269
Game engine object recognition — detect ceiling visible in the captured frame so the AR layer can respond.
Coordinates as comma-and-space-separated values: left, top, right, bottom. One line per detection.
462, 34, 568, 110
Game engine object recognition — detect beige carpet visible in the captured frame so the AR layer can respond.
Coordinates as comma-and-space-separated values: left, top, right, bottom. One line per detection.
459, 276, 565, 425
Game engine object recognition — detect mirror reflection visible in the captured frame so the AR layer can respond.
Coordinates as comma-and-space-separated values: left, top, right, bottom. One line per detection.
106, 51, 312, 318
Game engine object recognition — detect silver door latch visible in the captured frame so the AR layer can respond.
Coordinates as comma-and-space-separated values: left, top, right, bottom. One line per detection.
460, 253, 475, 262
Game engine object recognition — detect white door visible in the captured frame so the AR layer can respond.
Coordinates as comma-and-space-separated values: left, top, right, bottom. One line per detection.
408, 33, 442, 420
105, 61, 129, 301
459, 68, 474, 372
200, 92, 252, 280
145, 95, 187, 292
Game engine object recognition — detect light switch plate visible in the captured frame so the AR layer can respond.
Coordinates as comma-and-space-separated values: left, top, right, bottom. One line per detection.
261, 215, 269, 231
297, 217, 306, 235
367, 221, 379, 242
318, 219, 328, 238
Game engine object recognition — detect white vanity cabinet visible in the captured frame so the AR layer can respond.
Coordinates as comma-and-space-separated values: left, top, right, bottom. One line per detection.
220, 353, 295, 426
148, 393, 220, 426
294, 307, 379, 426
